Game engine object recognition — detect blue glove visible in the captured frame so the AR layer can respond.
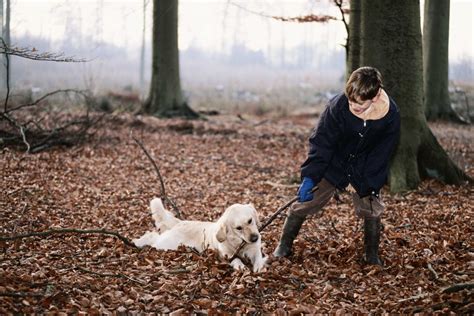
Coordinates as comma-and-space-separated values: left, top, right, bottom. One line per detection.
297, 177, 315, 202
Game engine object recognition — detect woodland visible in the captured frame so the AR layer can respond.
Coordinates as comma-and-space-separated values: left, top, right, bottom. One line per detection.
1, 0, 473, 314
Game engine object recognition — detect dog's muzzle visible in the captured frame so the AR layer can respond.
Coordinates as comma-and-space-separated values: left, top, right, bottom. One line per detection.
249, 233, 259, 243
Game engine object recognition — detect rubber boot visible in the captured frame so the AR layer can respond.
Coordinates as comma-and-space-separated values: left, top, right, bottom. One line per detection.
364, 217, 383, 266
273, 214, 305, 257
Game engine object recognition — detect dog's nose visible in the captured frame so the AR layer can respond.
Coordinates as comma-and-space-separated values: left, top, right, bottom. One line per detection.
249, 233, 259, 243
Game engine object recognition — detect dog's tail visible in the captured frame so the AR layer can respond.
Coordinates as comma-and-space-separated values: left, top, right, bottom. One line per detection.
150, 198, 180, 232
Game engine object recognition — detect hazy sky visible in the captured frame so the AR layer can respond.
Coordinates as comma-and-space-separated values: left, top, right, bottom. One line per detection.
10, 0, 474, 62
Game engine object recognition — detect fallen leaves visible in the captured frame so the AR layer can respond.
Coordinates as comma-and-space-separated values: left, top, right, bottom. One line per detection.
1, 113, 473, 313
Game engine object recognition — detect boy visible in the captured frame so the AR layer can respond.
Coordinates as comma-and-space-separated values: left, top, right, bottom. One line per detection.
273, 67, 400, 265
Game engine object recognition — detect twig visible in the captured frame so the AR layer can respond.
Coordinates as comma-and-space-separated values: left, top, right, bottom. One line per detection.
2, 38, 11, 113
394, 224, 412, 230
0, 292, 43, 298
132, 135, 182, 219
74, 266, 146, 285
441, 282, 474, 294
264, 181, 299, 189
0, 228, 137, 248
331, 220, 341, 234
0, 42, 86, 62
398, 293, 430, 303
427, 263, 439, 280
6, 89, 90, 113
228, 1, 337, 23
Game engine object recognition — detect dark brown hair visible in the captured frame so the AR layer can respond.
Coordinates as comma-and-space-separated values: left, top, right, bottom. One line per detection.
345, 66, 383, 102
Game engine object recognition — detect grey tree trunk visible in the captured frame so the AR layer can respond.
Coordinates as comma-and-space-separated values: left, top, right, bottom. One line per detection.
4, 0, 9, 45
139, 0, 146, 90
423, 0, 456, 121
143, 0, 197, 118
360, 0, 468, 192
347, 0, 361, 79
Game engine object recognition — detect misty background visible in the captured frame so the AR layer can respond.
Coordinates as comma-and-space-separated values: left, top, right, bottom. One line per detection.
7, 0, 474, 113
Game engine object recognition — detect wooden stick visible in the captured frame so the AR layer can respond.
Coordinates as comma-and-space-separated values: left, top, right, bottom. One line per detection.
427, 263, 439, 280
0, 228, 137, 248
441, 282, 474, 294
132, 136, 182, 219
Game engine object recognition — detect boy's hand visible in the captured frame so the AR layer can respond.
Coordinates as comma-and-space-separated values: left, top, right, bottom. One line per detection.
297, 177, 315, 202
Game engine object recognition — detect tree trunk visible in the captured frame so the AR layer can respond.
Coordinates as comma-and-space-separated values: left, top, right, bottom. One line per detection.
360, 0, 468, 192
4, 0, 9, 45
143, 0, 197, 118
139, 0, 146, 91
423, 0, 458, 121
346, 0, 361, 80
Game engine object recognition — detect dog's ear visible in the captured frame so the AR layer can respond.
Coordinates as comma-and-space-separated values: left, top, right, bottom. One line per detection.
216, 223, 227, 242
249, 203, 261, 226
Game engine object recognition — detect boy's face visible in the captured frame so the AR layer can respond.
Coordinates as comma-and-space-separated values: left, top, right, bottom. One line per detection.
349, 88, 381, 114
349, 98, 373, 115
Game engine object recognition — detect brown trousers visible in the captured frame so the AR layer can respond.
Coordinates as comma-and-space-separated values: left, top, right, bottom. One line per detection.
289, 178, 385, 219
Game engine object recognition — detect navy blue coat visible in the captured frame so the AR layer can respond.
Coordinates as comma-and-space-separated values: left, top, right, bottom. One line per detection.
301, 93, 400, 197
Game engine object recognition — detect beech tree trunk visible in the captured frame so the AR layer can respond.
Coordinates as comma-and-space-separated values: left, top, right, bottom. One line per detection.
360, 0, 468, 192
143, 0, 197, 118
347, 0, 361, 80
423, 0, 457, 121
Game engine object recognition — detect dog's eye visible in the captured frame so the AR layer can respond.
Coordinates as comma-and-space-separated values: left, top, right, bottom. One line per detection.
236, 226, 242, 230
247, 219, 252, 224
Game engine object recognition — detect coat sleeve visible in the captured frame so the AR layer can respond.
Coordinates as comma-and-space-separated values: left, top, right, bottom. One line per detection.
362, 111, 401, 196
301, 102, 343, 184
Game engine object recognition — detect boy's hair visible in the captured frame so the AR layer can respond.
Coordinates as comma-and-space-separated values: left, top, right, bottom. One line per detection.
345, 66, 383, 102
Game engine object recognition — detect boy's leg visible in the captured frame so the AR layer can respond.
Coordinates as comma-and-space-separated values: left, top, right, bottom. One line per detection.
352, 193, 385, 265
273, 179, 336, 257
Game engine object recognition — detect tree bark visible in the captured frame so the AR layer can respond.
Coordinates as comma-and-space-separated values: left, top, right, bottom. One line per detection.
143, 0, 197, 118
139, 0, 147, 90
423, 0, 458, 121
347, 0, 361, 80
360, 0, 469, 192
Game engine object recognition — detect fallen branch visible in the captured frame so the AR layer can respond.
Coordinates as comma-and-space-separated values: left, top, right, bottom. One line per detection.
394, 224, 412, 230
441, 282, 474, 294
0, 228, 137, 248
264, 181, 299, 189
398, 293, 430, 303
427, 263, 439, 280
74, 266, 146, 285
0, 292, 43, 298
132, 135, 182, 219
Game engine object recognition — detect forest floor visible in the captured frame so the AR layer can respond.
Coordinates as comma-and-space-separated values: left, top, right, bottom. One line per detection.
1, 110, 473, 314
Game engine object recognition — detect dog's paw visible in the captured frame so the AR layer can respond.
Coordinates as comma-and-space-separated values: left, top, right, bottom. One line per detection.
252, 256, 268, 273
132, 238, 144, 248
230, 258, 246, 271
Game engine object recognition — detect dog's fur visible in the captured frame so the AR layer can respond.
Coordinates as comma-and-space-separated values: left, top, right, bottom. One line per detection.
133, 198, 267, 272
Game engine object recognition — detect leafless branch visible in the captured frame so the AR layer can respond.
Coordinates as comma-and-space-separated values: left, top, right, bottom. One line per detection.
132, 135, 182, 219
0, 41, 86, 62
0, 228, 137, 248
427, 263, 439, 280
441, 282, 474, 294
6, 89, 90, 113
228, 1, 337, 23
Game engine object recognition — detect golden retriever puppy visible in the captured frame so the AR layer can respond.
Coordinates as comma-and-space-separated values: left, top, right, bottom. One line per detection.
133, 198, 267, 272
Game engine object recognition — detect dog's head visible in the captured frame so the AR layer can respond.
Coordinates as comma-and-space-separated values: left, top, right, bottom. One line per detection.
216, 203, 261, 244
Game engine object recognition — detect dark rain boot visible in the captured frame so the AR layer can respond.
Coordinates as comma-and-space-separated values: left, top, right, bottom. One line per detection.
273, 214, 306, 258
364, 217, 383, 266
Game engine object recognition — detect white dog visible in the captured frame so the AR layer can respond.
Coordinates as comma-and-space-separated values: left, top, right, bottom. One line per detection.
133, 198, 267, 272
